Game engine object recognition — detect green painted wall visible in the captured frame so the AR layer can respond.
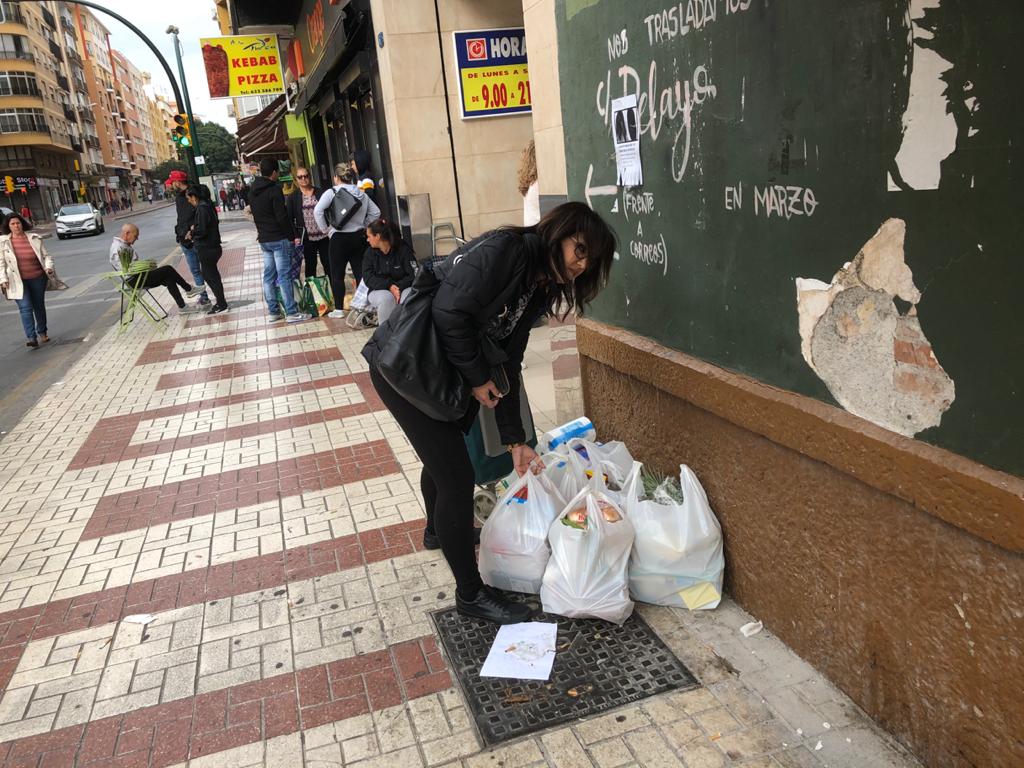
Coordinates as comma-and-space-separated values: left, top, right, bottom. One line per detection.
557, 0, 1023, 476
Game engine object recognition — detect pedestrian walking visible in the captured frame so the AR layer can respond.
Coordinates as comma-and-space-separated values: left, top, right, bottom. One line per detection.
109, 223, 199, 310
168, 170, 210, 306
186, 186, 229, 315
219, 188, 228, 211
362, 217, 413, 324
314, 164, 380, 317
148, 192, 153, 204
362, 202, 616, 624
18, 204, 32, 225
286, 166, 329, 281
0, 212, 55, 348
249, 158, 309, 323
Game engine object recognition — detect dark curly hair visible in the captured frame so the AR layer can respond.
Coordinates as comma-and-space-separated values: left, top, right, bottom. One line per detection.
1, 212, 33, 234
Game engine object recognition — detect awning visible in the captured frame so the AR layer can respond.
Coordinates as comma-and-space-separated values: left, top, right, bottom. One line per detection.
236, 94, 289, 159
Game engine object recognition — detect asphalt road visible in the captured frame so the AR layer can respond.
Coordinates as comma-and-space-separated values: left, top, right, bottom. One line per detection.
0, 205, 248, 437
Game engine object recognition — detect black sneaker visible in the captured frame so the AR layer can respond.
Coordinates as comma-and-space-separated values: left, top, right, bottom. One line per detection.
207, 303, 228, 315
456, 586, 534, 624
422, 527, 480, 550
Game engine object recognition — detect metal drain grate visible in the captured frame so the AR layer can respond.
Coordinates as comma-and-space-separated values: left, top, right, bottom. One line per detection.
432, 596, 699, 747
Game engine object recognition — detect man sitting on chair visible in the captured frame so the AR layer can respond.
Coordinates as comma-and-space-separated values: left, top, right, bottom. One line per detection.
109, 223, 201, 309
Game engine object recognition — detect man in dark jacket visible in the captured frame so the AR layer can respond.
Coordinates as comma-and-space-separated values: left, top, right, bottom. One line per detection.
168, 170, 208, 305
249, 158, 307, 322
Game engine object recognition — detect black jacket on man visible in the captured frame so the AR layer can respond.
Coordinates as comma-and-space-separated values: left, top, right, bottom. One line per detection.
174, 190, 195, 245
363, 229, 549, 444
361, 240, 415, 292
248, 176, 294, 243
285, 186, 322, 239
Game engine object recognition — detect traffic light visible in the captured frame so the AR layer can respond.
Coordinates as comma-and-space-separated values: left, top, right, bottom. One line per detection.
3, 176, 13, 194
172, 114, 192, 149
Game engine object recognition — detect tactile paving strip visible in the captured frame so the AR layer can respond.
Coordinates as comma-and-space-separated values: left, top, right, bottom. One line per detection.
432, 596, 699, 746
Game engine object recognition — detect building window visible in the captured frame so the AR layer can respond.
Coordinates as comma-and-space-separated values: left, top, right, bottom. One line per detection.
0, 108, 48, 133
0, 146, 32, 165
0, 71, 40, 97
0, 33, 31, 61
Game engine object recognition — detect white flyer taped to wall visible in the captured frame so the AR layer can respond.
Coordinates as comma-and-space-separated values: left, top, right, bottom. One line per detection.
612, 94, 642, 186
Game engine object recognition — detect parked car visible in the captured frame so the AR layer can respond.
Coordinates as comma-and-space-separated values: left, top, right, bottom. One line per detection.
55, 203, 104, 239
0, 206, 12, 219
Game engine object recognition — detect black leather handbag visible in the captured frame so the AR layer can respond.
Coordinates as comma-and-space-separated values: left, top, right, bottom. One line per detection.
373, 268, 471, 422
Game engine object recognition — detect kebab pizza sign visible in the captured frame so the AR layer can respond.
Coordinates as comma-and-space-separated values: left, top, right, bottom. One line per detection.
200, 35, 285, 99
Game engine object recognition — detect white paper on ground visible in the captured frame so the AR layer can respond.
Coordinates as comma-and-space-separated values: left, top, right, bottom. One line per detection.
479, 622, 558, 681
122, 614, 155, 625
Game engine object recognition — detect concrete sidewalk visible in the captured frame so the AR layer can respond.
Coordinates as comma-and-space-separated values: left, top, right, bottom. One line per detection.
0, 224, 919, 767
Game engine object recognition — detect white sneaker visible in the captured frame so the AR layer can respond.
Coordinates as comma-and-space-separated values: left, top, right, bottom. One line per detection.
285, 313, 311, 323
327, 309, 346, 319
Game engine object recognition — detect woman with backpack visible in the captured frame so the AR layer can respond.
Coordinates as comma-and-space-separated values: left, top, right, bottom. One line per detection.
313, 164, 380, 318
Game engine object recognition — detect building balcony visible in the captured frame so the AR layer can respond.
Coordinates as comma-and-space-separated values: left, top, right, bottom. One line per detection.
77, 105, 94, 123
40, 7, 56, 29
49, 39, 63, 61
0, 49, 33, 63
56, 73, 69, 90
66, 48, 82, 66
61, 13, 75, 34
62, 103, 76, 122
71, 139, 83, 152
0, 2, 25, 25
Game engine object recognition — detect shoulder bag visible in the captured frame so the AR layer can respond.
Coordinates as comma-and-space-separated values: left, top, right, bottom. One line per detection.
326, 186, 362, 229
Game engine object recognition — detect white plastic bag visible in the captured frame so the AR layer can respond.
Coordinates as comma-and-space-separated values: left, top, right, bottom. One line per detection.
624, 462, 725, 610
479, 471, 565, 594
540, 450, 588, 502
540, 487, 635, 624
350, 279, 370, 311
560, 438, 635, 493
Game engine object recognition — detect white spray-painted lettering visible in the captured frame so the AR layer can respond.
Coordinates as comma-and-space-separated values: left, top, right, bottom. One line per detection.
724, 182, 742, 210
643, 0, 752, 46
596, 61, 716, 184
630, 233, 669, 276
620, 189, 668, 275
623, 188, 656, 219
752, 184, 818, 219
607, 29, 629, 60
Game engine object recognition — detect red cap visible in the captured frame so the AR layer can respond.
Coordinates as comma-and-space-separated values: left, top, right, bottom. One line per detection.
167, 170, 188, 184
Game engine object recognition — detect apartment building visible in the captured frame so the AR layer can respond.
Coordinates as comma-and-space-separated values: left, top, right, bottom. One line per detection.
0, 0, 84, 218
143, 73, 178, 169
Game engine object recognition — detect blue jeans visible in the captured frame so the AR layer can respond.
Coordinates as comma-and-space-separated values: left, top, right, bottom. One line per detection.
180, 243, 207, 299
15, 276, 47, 340
261, 239, 297, 315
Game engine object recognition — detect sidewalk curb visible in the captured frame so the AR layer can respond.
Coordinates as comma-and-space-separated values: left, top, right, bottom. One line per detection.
37, 201, 177, 240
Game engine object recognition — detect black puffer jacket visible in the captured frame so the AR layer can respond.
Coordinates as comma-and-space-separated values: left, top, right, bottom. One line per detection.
365, 229, 548, 443
362, 240, 415, 292
248, 176, 294, 243
192, 200, 221, 252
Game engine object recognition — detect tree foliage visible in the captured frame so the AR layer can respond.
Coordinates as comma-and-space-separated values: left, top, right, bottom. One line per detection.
193, 120, 237, 174
150, 158, 187, 182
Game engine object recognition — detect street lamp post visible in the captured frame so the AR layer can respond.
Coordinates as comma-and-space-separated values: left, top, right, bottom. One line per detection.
166, 26, 203, 178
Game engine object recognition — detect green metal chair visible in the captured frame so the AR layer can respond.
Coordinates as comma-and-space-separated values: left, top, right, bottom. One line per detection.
104, 260, 168, 332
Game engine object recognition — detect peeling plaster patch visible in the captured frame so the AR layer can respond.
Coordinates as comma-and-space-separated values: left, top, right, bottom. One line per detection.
796, 218, 955, 437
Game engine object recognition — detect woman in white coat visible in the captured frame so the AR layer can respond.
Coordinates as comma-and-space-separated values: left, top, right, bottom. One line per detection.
0, 212, 54, 348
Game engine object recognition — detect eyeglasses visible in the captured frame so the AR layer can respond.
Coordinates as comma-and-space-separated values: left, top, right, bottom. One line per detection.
295, 174, 309, 180
571, 236, 588, 264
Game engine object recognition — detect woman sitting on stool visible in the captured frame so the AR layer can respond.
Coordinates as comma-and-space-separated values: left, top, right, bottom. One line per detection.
362, 217, 415, 324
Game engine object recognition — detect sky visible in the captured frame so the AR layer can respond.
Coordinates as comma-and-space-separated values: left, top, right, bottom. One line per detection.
86, 0, 237, 133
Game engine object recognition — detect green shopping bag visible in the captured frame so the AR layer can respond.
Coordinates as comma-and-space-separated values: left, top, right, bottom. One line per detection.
275, 279, 303, 312
300, 276, 334, 316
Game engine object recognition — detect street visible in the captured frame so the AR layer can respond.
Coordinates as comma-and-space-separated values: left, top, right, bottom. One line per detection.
0, 205, 250, 436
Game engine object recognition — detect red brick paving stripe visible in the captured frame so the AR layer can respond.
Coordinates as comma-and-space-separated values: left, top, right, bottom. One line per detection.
184, 305, 271, 328
550, 339, 578, 352
69, 372, 379, 470
135, 328, 334, 366
0, 634, 450, 768
155, 347, 344, 390
0, 519, 432, 692
80, 439, 400, 541
552, 353, 581, 381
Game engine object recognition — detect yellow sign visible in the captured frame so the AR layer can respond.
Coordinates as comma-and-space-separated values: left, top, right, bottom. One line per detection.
459, 65, 531, 117
199, 35, 284, 99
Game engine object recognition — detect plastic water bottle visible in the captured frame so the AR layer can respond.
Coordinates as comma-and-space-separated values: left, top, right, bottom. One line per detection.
539, 417, 597, 453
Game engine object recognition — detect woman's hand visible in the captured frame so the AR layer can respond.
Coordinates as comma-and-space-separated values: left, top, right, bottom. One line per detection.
472, 380, 502, 408
511, 444, 544, 477
389, 285, 401, 302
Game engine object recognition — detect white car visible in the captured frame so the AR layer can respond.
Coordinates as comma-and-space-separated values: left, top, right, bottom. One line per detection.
55, 203, 104, 239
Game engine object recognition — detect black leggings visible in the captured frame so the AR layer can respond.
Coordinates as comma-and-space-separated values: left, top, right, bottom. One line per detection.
198, 246, 227, 307
328, 230, 366, 303
303, 235, 330, 280
369, 366, 480, 598
134, 266, 189, 307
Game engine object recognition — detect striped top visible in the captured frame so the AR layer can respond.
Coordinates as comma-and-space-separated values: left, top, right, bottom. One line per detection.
10, 234, 42, 280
